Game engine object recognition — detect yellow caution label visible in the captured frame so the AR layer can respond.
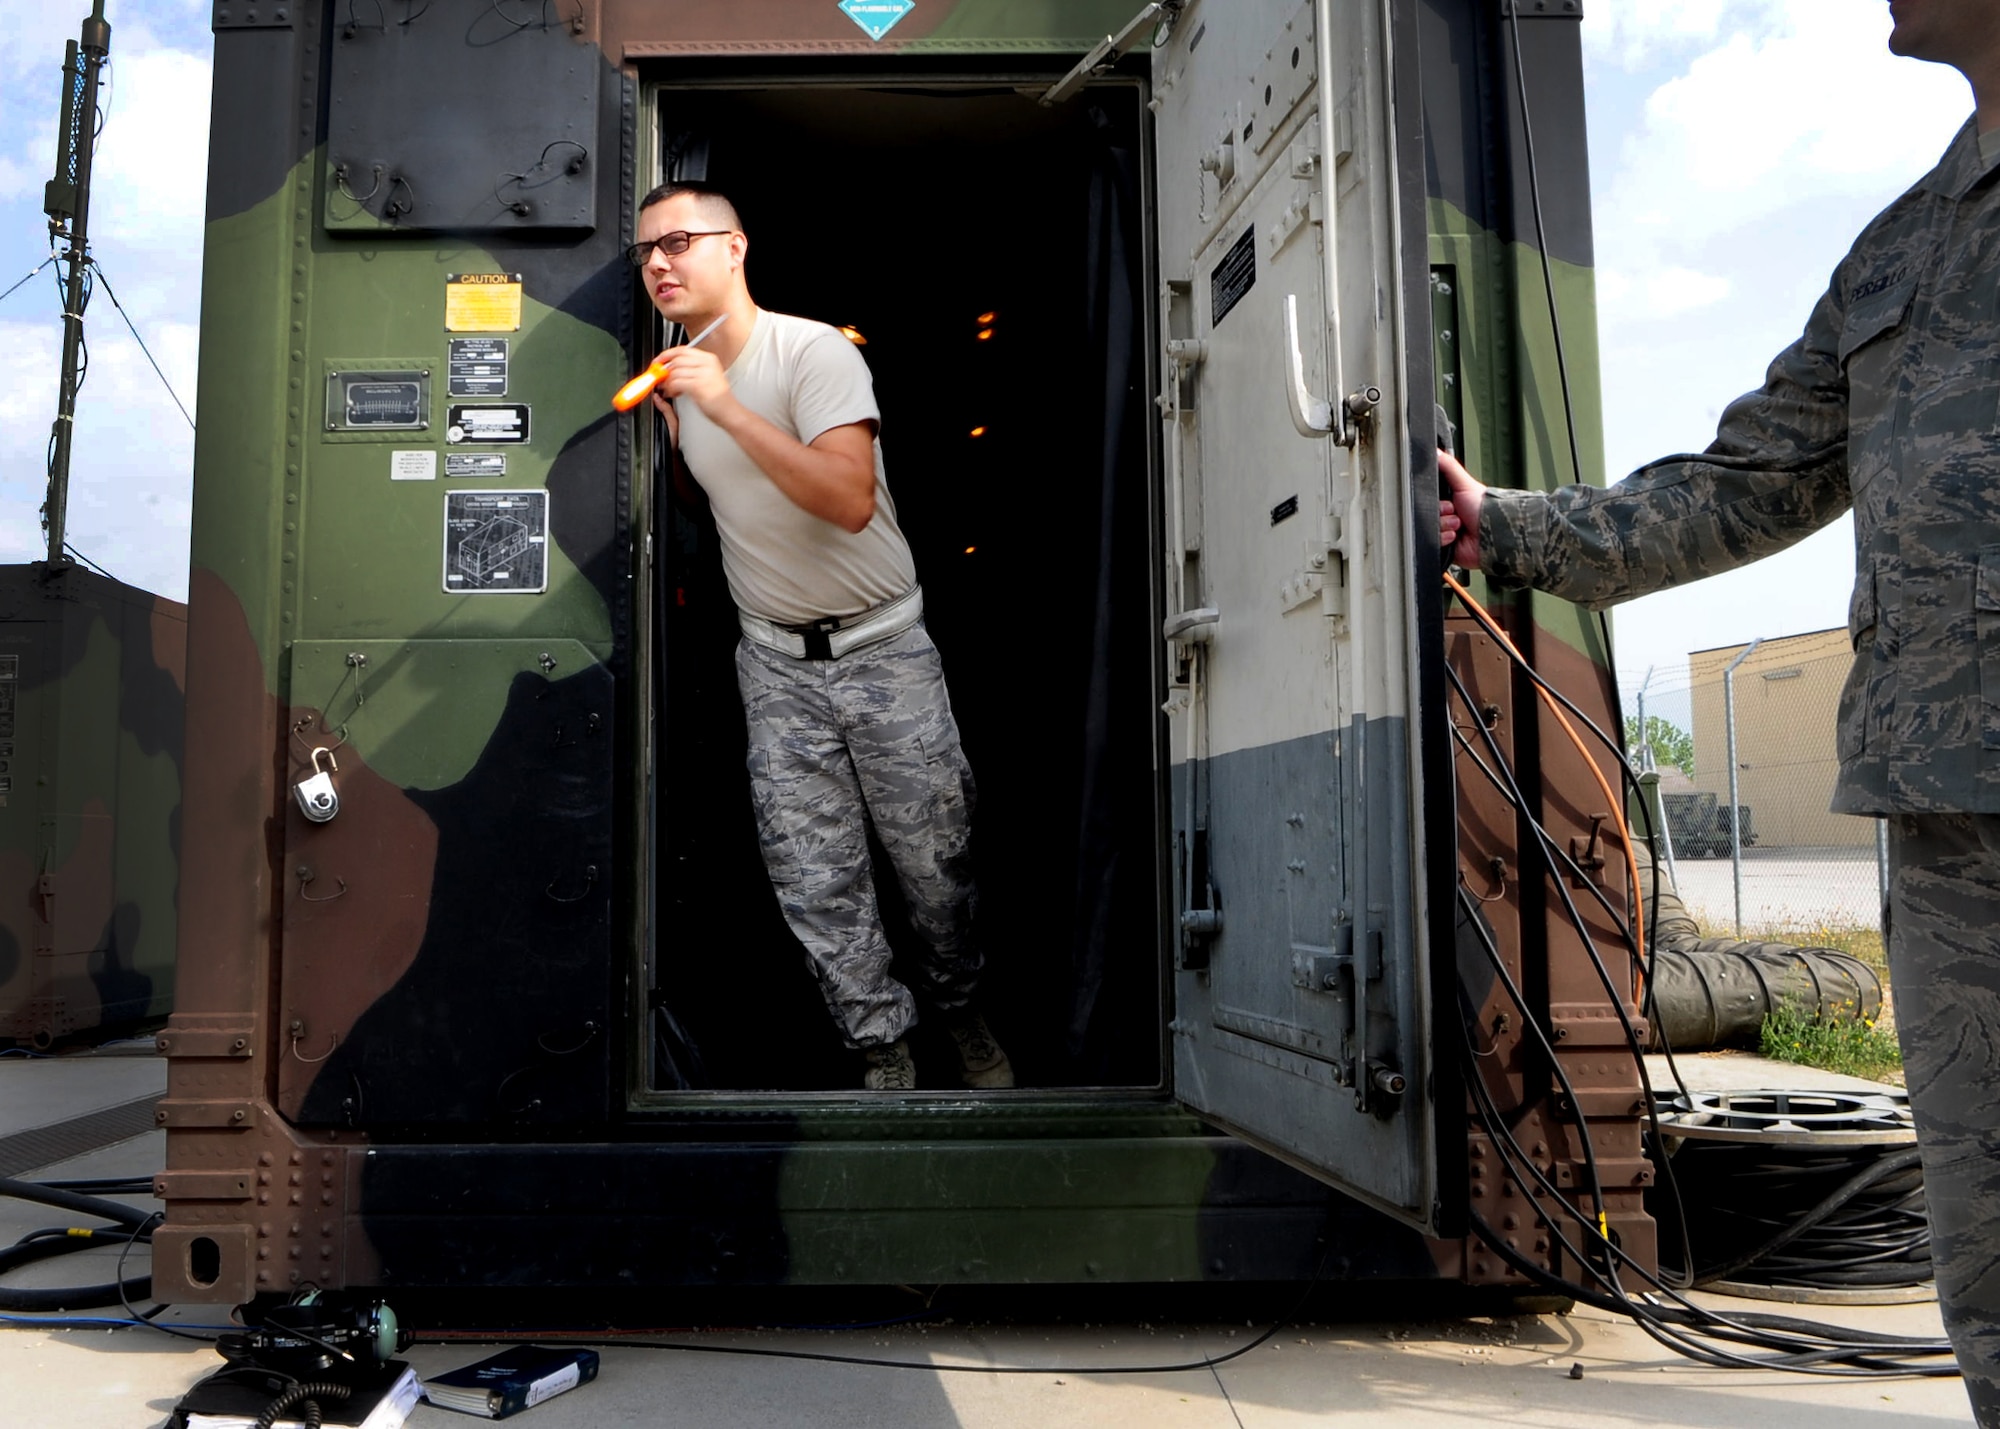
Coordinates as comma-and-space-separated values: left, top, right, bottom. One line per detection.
446, 274, 523, 332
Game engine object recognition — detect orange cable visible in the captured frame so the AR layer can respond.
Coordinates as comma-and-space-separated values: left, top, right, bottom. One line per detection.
1442, 572, 1646, 992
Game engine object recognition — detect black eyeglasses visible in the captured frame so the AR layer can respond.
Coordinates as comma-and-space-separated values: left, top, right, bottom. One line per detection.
624, 230, 732, 267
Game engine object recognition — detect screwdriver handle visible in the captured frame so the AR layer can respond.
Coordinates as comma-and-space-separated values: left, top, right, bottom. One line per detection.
612, 356, 671, 413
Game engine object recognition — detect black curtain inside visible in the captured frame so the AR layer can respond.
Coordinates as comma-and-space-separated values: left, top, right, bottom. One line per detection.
647, 86, 1159, 1092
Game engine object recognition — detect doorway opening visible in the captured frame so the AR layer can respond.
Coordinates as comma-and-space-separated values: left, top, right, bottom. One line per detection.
645, 80, 1163, 1093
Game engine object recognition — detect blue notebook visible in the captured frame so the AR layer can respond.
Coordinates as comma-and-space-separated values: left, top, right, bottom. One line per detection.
423, 1345, 600, 1419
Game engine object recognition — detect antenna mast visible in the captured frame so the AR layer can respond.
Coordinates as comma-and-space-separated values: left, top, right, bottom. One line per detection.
42, 0, 112, 571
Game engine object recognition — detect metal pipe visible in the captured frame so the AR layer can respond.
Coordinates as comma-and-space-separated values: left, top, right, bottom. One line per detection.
1634, 664, 1654, 774
1312, 0, 1352, 447
1877, 816, 1891, 939
1722, 639, 1761, 936
43, 0, 111, 570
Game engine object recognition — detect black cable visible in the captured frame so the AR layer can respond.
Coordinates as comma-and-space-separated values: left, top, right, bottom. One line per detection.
1451, 887, 1613, 1261
63, 543, 116, 580
116, 1210, 219, 1341
1458, 1025, 1952, 1372
0, 1178, 156, 1313
1441, 587, 1700, 1263
0, 255, 57, 308
1443, 659, 1658, 1070
1444, 694, 1950, 1371
253, 1381, 349, 1429
1443, 575, 1718, 1296
1502, 5, 1584, 491
0, 1176, 152, 1229
89, 262, 194, 430
37, 1177, 152, 1194
423, 1253, 1334, 1379
1458, 988, 1951, 1368
1664, 1142, 1929, 1291
164, 1365, 302, 1429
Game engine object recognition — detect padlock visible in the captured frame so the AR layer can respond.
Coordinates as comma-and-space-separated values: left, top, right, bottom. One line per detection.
294, 747, 341, 823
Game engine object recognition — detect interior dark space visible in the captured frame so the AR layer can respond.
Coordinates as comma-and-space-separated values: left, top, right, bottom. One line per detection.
644, 83, 1164, 1093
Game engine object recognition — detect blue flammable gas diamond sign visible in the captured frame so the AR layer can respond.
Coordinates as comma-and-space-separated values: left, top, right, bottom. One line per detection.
839, 0, 914, 42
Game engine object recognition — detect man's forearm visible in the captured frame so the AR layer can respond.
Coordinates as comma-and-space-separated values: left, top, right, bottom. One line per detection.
711, 398, 875, 533
1480, 451, 1850, 610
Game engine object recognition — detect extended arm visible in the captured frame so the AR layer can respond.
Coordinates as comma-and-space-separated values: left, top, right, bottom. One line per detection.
1457, 281, 1857, 609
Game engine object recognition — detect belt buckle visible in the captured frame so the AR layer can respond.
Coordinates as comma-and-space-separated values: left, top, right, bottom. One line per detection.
801, 616, 840, 661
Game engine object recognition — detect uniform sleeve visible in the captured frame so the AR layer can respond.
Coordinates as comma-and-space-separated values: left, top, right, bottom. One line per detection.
1479, 280, 1857, 610
790, 325, 882, 447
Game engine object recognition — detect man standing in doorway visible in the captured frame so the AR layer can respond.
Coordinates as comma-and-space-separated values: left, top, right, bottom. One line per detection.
633, 180, 1011, 1092
1441, 1, 2000, 1416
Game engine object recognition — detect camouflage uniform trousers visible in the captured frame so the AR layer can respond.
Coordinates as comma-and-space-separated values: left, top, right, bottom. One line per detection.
1888, 814, 2000, 1425
735, 622, 981, 1049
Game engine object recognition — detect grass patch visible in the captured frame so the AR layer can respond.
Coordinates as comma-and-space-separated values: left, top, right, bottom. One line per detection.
1691, 919, 1887, 976
1759, 1003, 1902, 1082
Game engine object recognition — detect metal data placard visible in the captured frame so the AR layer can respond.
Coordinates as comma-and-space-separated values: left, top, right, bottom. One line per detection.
443, 489, 548, 595
324, 364, 433, 439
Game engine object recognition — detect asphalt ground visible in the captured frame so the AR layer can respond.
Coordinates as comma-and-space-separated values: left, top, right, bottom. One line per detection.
0, 1044, 1973, 1428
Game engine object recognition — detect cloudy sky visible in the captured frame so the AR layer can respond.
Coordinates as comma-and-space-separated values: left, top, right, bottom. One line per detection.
1579, 0, 1969, 716
0, 0, 1975, 712
0, 0, 208, 591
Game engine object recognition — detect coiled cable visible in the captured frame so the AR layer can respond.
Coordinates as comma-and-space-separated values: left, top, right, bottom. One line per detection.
1659, 1141, 1931, 1293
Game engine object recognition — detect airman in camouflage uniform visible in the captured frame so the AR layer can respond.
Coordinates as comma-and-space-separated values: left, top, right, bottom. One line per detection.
639, 181, 1011, 1091
1440, 8, 2000, 1417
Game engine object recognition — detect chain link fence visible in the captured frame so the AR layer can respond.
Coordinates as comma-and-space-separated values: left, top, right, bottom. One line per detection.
1622, 630, 1887, 949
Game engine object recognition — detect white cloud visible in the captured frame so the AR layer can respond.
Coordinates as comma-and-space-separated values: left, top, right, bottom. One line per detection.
1582, 0, 1965, 682
1597, 265, 1731, 323
1599, 2, 1968, 255
0, 321, 58, 446
90, 46, 211, 257
0, 156, 33, 202
1583, 0, 1729, 70
0, 314, 195, 595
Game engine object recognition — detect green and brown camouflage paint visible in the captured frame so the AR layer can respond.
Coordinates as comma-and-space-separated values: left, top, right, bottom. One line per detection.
152, 0, 1646, 1305
0, 565, 184, 1048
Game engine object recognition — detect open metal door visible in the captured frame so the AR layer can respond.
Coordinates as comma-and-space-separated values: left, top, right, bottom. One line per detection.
1153, 0, 1440, 1228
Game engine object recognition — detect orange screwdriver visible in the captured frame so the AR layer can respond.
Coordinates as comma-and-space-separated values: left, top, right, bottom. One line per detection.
612, 313, 728, 412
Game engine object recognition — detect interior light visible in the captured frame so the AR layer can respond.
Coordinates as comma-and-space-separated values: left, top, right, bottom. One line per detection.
964, 546, 977, 555
839, 325, 868, 345
976, 311, 997, 324
976, 329, 994, 341
969, 426, 987, 438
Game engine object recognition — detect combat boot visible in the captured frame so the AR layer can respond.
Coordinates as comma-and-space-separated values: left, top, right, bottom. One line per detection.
943, 1010, 1014, 1089
862, 1039, 916, 1091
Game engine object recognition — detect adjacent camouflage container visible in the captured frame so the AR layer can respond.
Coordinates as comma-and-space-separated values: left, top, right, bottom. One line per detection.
0, 564, 184, 1048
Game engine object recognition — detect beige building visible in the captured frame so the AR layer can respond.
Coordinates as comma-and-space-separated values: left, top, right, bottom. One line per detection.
1688, 628, 1870, 849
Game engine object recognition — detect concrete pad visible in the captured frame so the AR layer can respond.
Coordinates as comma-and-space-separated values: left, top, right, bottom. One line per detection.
0, 1048, 165, 1138
0, 1052, 1969, 1428
3, 1304, 1974, 1429
1647, 1050, 1903, 1097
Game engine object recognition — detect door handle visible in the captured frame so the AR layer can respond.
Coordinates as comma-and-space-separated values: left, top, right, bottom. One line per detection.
1284, 294, 1335, 438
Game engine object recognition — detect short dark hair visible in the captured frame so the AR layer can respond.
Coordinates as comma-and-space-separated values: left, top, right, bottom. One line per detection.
638, 180, 743, 234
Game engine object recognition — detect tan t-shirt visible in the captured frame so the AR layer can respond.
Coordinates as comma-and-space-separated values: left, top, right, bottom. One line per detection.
674, 309, 917, 625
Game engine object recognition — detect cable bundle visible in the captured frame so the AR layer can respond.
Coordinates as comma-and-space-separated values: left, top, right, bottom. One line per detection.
1444, 575, 1954, 1377
1658, 1135, 1930, 1297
